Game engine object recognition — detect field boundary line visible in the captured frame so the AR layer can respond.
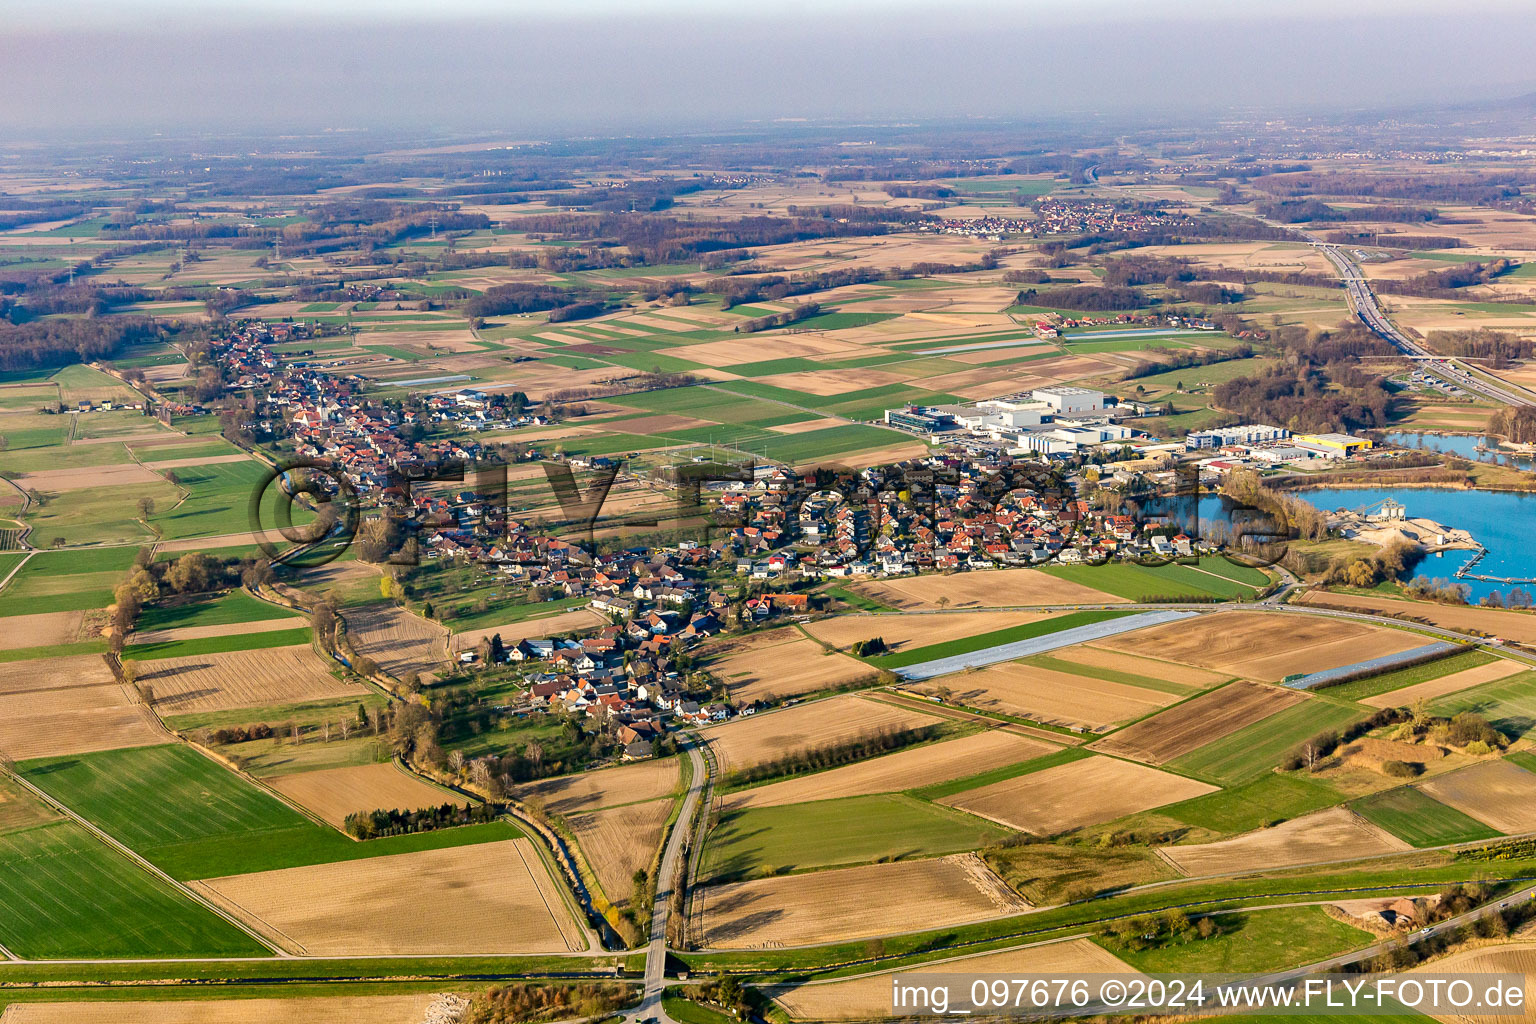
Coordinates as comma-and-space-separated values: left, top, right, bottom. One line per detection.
0, 765, 282, 958
0, 550, 32, 592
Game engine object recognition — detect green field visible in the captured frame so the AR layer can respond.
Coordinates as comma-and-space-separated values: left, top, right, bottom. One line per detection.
699, 794, 1011, 882
150, 460, 274, 540
22, 477, 181, 549
1429, 673, 1536, 740
1351, 786, 1501, 847
1323, 649, 1500, 703
866, 609, 1133, 670
1168, 699, 1364, 785
1039, 561, 1256, 602
0, 820, 270, 958
20, 744, 518, 880
0, 546, 139, 617
1109, 906, 1371, 973
121, 626, 314, 661
138, 589, 303, 632
1162, 774, 1343, 835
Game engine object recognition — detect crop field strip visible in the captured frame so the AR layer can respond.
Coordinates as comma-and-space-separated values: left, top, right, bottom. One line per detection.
1166, 697, 1366, 786
192, 837, 586, 955
134, 645, 366, 714
1091, 681, 1305, 765
699, 792, 1013, 883
1156, 807, 1411, 877
690, 853, 1028, 949
18, 743, 526, 880
939, 755, 1218, 836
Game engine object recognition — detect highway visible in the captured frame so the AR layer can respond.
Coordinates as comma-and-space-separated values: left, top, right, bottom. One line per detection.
1315, 242, 1536, 407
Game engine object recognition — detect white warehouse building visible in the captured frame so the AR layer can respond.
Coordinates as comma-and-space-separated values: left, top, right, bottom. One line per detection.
1030, 386, 1105, 417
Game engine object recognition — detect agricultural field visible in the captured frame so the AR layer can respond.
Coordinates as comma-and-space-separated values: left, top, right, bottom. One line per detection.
771, 939, 1136, 1020
193, 838, 586, 954
0, 655, 165, 759
801, 610, 1061, 653
569, 796, 673, 905
703, 627, 875, 703
1417, 759, 1536, 834
939, 755, 1217, 835
1039, 559, 1265, 602
1325, 650, 1509, 706
1167, 698, 1365, 786
1427, 673, 1536, 741
1093, 611, 1424, 683
722, 730, 1054, 810
512, 757, 680, 815
1158, 807, 1409, 877
1046, 644, 1231, 688
0, 546, 139, 617
699, 793, 1011, 882
134, 645, 366, 715
690, 853, 1027, 949
16, 743, 517, 880
1092, 682, 1304, 765
1297, 590, 1536, 646
0, 813, 270, 959
844, 568, 1124, 610
701, 694, 945, 774
266, 762, 456, 829
0, 995, 468, 1024
1350, 786, 1501, 847
344, 602, 450, 682
921, 658, 1184, 731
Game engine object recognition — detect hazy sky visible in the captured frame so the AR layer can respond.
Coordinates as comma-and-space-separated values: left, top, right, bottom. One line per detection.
3, 0, 1534, 137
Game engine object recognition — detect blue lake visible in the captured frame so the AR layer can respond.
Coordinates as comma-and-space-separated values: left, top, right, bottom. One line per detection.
1193, 487, 1536, 603
1383, 431, 1536, 471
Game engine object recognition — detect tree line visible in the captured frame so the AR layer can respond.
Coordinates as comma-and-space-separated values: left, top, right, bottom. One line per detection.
734, 301, 821, 333
343, 800, 504, 840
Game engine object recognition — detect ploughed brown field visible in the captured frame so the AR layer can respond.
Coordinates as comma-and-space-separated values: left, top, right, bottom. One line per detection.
267, 762, 455, 830
1091, 611, 1422, 682
1406, 941, 1536, 1024
803, 611, 1058, 652
940, 756, 1217, 836
923, 661, 1179, 732
1296, 590, 1536, 647
512, 757, 680, 815
847, 568, 1125, 610
1419, 760, 1536, 834
1158, 807, 1410, 877
345, 602, 450, 682
771, 938, 1137, 1020
706, 629, 875, 703
193, 838, 585, 955
0, 653, 113, 693
0, 655, 165, 760
1090, 682, 1304, 765
691, 853, 1026, 949
140, 645, 367, 714
1047, 645, 1230, 688
569, 797, 673, 906
0, 994, 460, 1024
722, 730, 1056, 810
701, 694, 945, 775
1360, 659, 1529, 709
0, 609, 85, 650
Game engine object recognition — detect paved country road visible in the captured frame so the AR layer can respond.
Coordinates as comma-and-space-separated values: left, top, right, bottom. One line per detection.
635, 736, 708, 1024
